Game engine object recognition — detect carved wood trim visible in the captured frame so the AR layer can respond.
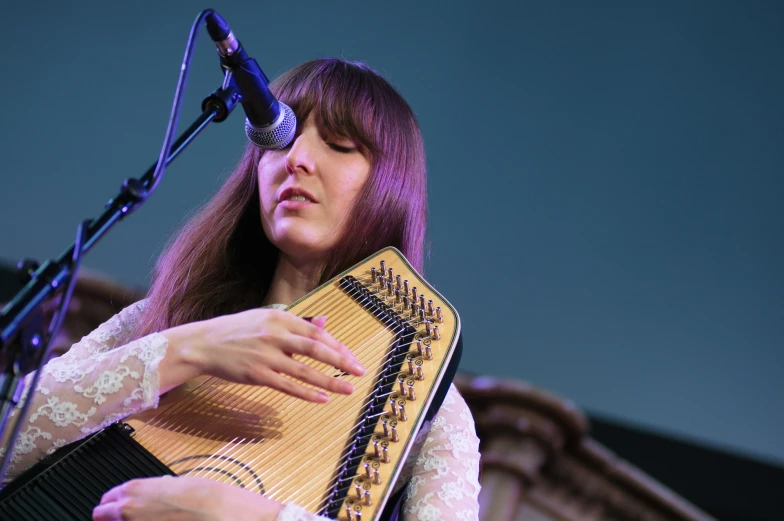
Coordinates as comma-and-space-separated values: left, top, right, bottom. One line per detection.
454, 373, 717, 521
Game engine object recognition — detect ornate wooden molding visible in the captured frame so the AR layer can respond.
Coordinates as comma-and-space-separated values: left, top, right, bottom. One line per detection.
454, 372, 717, 521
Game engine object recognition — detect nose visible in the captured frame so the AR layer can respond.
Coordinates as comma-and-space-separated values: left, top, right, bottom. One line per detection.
285, 133, 316, 175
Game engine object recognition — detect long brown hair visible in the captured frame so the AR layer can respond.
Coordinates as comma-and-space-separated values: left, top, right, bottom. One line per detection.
133, 58, 428, 337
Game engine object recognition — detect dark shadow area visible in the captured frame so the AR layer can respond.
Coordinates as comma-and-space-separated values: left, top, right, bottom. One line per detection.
588, 412, 784, 521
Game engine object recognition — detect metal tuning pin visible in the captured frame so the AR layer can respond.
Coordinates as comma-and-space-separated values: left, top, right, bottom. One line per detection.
416, 338, 424, 356
433, 325, 441, 340
396, 274, 402, 290
398, 402, 407, 421
382, 416, 391, 438
386, 280, 394, 296
403, 279, 410, 296
378, 273, 386, 289
398, 376, 407, 397
425, 344, 433, 360
380, 260, 386, 275
387, 267, 394, 281
407, 355, 415, 374
406, 380, 416, 401
382, 443, 390, 463
356, 510, 362, 521
418, 308, 426, 322
419, 295, 426, 312
373, 438, 382, 459
435, 307, 444, 323
425, 319, 433, 337
390, 396, 400, 417
415, 359, 425, 380
364, 490, 372, 506
355, 481, 363, 499
395, 288, 402, 304
373, 467, 382, 485
403, 294, 410, 311
411, 287, 418, 303
427, 300, 435, 316
411, 300, 419, 316
364, 462, 372, 479
390, 419, 400, 442
371, 267, 377, 283
346, 503, 354, 521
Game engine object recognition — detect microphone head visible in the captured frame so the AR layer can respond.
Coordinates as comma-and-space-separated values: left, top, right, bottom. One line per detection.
245, 102, 297, 150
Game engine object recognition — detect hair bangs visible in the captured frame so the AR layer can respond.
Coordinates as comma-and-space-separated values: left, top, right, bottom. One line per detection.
271, 59, 383, 156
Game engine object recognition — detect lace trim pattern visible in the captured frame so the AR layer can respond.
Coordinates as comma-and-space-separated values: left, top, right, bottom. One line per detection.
0, 301, 168, 482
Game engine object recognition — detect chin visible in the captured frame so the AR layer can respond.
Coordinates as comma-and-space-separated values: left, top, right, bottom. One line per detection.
273, 230, 333, 260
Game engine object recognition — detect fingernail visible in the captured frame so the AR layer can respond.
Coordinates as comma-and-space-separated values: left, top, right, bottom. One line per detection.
353, 363, 366, 376
317, 391, 329, 403
303, 316, 328, 327
342, 382, 355, 394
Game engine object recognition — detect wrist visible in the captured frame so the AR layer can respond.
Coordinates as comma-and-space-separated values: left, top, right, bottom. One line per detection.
159, 321, 209, 393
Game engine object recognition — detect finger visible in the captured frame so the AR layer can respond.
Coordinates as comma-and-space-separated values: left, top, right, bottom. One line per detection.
265, 370, 330, 403
274, 356, 354, 395
288, 316, 365, 375
303, 315, 328, 329
100, 482, 130, 505
93, 501, 122, 521
285, 334, 364, 377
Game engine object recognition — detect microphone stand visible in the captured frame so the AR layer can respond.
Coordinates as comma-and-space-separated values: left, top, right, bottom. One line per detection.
0, 8, 236, 483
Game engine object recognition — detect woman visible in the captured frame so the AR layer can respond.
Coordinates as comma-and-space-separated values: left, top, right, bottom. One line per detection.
1, 58, 480, 521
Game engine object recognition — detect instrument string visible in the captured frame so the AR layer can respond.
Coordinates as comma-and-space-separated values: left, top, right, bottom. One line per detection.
222, 298, 419, 501
183, 278, 407, 486
213, 327, 404, 499
193, 284, 416, 497
194, 289, 410, 493
133, 277, 364, 448
178, 279, 389, 475
140, 285, 363, 470
168, 316, 413, 494
133, 267, 434, 509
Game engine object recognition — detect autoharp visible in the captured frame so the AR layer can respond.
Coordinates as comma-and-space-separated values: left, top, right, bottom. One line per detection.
0, 247, 462, 521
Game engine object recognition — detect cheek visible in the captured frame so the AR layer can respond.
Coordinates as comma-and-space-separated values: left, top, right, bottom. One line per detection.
257, 161, 281, 212
338, 164, 371, 204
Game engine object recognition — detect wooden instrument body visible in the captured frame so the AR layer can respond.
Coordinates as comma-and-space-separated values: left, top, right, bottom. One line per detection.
0, 247, 462, 521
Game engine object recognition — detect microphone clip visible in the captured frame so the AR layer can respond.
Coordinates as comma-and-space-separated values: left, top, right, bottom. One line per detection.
202, 71, 241, 123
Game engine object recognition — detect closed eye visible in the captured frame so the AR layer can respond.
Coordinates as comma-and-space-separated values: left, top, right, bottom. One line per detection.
327, 142, 357, 154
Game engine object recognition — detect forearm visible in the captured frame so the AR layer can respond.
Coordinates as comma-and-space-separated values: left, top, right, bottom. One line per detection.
0, 333, 168, 483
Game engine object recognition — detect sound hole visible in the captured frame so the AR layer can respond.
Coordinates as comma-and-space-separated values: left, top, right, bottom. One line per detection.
170, 454, 265, 493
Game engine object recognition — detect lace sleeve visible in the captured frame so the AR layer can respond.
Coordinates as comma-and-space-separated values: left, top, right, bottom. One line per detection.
273, 384, 481, 521
0, 301, 169, 483
401, 384, 481, 521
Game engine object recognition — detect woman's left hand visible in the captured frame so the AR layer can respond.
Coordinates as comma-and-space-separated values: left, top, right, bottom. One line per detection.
92, 475, 284, 521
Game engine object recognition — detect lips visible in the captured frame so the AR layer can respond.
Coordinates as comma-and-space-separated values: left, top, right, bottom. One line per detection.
278, 186, 319, 204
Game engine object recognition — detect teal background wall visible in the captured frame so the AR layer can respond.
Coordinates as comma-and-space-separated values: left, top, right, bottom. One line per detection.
1, 1, 782, 465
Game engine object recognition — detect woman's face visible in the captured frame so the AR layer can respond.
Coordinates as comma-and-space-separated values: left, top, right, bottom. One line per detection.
258, 116, 371, 263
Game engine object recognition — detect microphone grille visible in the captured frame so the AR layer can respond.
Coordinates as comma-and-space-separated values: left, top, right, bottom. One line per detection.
245, 102, 297, 150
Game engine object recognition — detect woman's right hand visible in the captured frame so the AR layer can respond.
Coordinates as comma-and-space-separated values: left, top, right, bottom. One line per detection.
158, 308, 365, 403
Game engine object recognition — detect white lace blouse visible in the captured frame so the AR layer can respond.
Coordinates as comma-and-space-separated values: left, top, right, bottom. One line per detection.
0, 301, 481, 521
